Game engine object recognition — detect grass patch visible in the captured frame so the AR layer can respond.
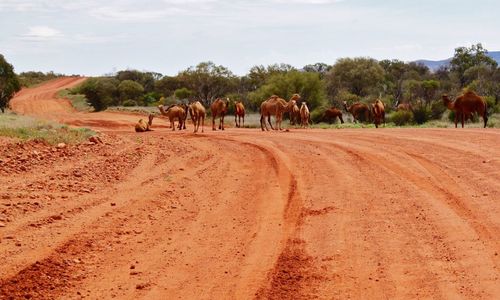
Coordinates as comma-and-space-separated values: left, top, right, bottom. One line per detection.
57, 89, 93, 112
0, 112, 96, 145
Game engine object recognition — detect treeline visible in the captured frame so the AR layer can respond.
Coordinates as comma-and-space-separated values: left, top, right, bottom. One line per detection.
71, 43, 500, 123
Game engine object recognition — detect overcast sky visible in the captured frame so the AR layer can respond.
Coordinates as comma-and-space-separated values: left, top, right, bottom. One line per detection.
1, 0, 499, 76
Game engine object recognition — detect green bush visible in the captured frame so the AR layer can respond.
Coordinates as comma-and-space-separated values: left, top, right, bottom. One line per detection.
388, 110, 413, 126
412, 106, 432, 124
430, 100, 446, 120
123, 99, 137, 107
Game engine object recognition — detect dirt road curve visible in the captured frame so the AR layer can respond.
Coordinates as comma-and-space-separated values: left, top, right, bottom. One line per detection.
1, 78, 499, 299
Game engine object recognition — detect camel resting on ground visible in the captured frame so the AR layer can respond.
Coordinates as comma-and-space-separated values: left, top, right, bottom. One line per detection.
442, 91, 488, 128
260, 94, 300, 131
188, 101, 206, 133
211, 98, 229, 131
158, 104, 186, 131
135, 114, 154, 132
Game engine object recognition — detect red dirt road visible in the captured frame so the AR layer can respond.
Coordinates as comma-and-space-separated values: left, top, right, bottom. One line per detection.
1, 78, 499, 299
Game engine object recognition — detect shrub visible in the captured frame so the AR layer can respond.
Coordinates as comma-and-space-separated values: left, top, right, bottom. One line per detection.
122, 99, 137, 107
389, 110, 413, 126
430, 100, 446, 119
412, 106, 432, 124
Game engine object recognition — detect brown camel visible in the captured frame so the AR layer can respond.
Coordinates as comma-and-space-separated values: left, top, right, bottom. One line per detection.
371, 99, 385, 128
158, 104, 186, 131
442, 91, 488, 128
290, 103, 300, 125
234, 101, 245, 128
322, 107, 344, 124
188, 101, 206, 133
178, 103, 188, 130
343, 101, 371, 123
300, 102, 310, 128
211, 98, 229, 131
135, 114, 154, 132
393, 99, 413, 111
260, 94, 300, 131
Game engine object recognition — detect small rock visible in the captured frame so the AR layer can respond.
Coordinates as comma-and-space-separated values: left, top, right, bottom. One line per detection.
0, 222, 6, 227
130, 265, 135, 269
110, 202, 116, 206
57, 143, 67, 149
15, 242, 22, 247
89, 136, 103, 144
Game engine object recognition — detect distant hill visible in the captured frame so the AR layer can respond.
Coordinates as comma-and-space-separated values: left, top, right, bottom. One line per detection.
415, 51, 500, 71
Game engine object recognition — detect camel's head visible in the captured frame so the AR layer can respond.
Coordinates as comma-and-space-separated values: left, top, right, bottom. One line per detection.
301, 102, 307, 108
290, 94, 301, 101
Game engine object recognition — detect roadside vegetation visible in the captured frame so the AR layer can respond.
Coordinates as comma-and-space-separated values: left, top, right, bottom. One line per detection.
0, 112, 95, 144
2, 43, 500, 129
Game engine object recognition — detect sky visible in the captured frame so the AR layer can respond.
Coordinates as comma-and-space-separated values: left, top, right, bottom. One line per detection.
1, 0, 499, 76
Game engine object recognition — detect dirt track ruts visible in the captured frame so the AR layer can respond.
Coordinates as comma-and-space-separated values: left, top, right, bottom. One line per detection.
1, 78, 499, 299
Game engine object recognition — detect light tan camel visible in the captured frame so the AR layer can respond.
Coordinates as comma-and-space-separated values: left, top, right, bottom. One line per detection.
300, 102, 310, 128
234, 101, 245, 128
442, 91, 488, 128
135, 114, 154, 132
343, 101, 371, 123
260, 94, 300, 131
158, 104, 186, 131
371, 99, 385, 128
211, 98, 229, 131
290, 103, 300, 125
188, 101, 206, 133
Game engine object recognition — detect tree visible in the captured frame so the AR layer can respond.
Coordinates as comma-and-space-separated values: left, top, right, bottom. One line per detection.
0, 54, 21, 113
78, 77, 119, 111
177, 61, 237, 105
174, 87, 194, 100
303, 63, 331, 79
326, 57, 385, 97
118, 80, 144, 103
248, 70, 326, 111
450, 43, 498, 87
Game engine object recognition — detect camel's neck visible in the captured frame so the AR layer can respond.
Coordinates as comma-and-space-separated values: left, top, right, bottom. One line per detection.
443, 99, 455, 110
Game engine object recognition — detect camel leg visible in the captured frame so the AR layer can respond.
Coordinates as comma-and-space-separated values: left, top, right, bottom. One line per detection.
267, 115, 274, 130
212, 116, 216, 131
221, 115, 225, 130
483, 110, 488, 128
454, 113, 458, 128
242, 116, 244, 128
461, 112, 465, 128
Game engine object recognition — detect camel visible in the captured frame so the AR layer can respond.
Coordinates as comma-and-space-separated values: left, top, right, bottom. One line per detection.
343, 101, 371, 123
211, 98, 229, 131
300, 102, 310, 128
135, 114, 154, 132
290, 103, 300, 125
260, 94, 300, 131
442, 91, 488, 128
371, 99, 385, 128
322, 107, 344, 124
393, 99, 413, 112
188, 101, 206, 133
178, 103, 188, 130
234, 101, 245, 128
158, 104, 186, 131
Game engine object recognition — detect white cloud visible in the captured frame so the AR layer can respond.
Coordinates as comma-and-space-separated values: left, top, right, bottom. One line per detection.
20, 26, 64, 41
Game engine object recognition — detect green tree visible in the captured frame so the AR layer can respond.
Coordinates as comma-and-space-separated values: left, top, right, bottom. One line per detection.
118, 80, 144, 103
248, 70, 326, 111
0, 54, 21, 113
326, 57, 385, 97
177, 61, 237, 105
78, 77, 119, 111
174, 87, 194, 100
450, 43, 498, 87
303, 63, 331, 79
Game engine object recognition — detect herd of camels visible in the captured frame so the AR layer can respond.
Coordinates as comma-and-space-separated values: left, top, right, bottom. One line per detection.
135, 91, 489, 132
